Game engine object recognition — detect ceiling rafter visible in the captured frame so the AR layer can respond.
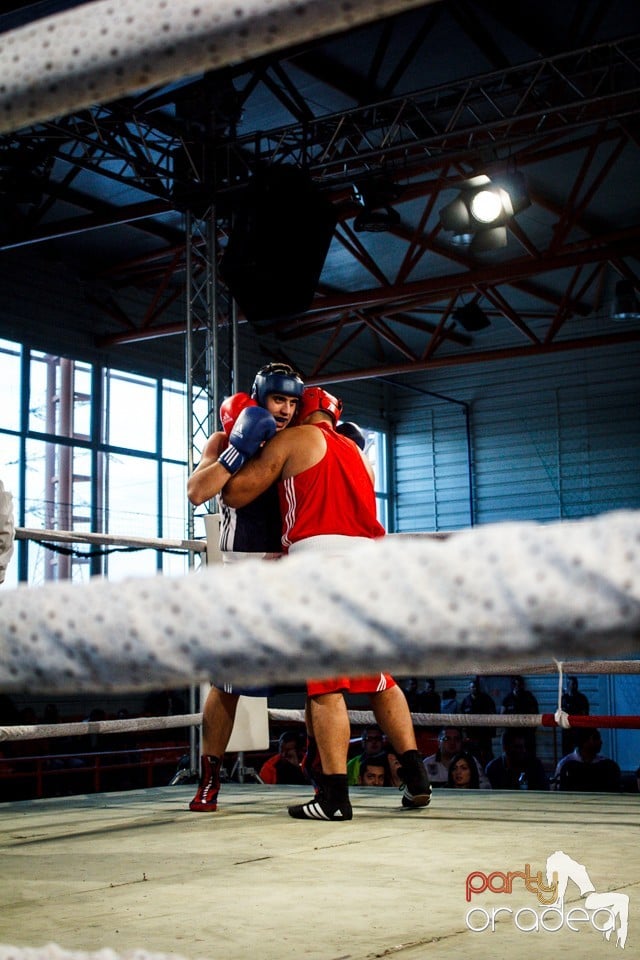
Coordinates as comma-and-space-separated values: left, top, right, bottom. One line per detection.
5, 33, 637, 207
307, 330, 640, 386
0, 4, 637, 382
224, 34, 640, 183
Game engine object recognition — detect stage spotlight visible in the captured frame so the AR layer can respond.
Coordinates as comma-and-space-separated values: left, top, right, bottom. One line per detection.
492, 169, 531, 216
353, 180, 401, 232
469, 188, 504, 224
612, 279, 640, 321
453, 302, 491, 332
439, 172, 529, 252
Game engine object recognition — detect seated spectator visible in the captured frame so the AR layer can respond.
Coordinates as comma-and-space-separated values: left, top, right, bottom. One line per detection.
359, 754, 391, 787
447, 751, 481, 789
424, 726, 490, 788
554, 728, 622, 793
485, 729, 548, 790
347, 724, 386, 785
259, 730, 310, 785
385, 747, 403, 789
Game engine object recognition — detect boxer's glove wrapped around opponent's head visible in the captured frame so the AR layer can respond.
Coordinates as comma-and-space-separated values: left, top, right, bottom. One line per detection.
336, 421, 366, 450
217, 406, 277, 474
220, 392, 258, 436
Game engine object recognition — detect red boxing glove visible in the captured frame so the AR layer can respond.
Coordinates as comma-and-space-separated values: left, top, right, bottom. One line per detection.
219, 392, 257, 436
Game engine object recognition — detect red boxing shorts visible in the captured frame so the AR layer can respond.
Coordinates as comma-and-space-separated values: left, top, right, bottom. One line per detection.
307, 673, 396, 696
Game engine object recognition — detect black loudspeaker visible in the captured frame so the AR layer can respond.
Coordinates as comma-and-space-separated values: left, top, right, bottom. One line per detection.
220, 165, 337, 324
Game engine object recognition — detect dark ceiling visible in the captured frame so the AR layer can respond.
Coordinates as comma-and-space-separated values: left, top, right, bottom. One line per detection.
1, 0, 640, 384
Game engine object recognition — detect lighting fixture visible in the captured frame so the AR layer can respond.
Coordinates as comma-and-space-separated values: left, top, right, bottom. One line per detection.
438, 171, 530, 252
453, 302, 491, 332
612, 279, 640, 321
353, 180, 401, 232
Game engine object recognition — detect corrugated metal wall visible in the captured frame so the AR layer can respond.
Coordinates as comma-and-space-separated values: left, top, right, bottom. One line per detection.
391, 346, 640, 531
393, 394, 474, 532
390, 343, 640, 776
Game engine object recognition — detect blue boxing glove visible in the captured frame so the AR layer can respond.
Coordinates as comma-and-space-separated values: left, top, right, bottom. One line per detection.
217, 406, 277, 474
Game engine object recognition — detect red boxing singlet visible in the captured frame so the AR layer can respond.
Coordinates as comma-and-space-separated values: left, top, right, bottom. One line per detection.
279, 422, 385, 549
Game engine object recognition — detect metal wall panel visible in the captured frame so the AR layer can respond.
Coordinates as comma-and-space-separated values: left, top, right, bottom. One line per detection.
391, 345, 640, 774
391, 346, 640, 531
392, 399, 473, 532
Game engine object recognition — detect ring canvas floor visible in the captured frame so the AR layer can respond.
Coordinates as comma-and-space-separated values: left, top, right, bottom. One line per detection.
1, 785, 638, 960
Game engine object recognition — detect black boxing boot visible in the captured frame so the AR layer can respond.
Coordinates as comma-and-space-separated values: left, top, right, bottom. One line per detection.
288, 773, 353, 821
398, 750, 432, 809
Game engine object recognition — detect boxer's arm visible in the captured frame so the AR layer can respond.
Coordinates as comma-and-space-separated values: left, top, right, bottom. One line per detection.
188, 407, 277, 505
187, 431, 228, 506
359, 447, 375, 485
222, 430, 292, 508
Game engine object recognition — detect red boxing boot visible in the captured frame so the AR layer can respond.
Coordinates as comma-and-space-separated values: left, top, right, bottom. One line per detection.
189, 755, 221, 812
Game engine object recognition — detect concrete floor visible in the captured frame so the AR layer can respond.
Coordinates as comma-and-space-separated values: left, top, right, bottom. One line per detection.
1, 784, 638, 960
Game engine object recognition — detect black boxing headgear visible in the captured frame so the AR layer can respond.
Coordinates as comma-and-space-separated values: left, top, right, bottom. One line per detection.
251, 362, 304, 408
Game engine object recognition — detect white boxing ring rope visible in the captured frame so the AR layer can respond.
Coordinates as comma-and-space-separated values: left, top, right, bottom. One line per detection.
14, 527, 206, 556
4, 648, 640, 744
0, 0, 437, 136
4, 696, 640, 748
0, 712, 551, 747
1, 510, 639, 695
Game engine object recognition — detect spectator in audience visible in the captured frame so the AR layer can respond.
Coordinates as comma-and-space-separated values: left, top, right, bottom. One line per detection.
461, 677, 497, 766
259, 730, 310, 785
385, 747, 403, 789
418, 678, 441, 711
447, 751, 481, 789
0, 694, 19, 725
501, 676, 539, 756
401, 678, 419, 712
417, 678, 441, 731
485, 728, 549, 790
441, 688, 459, 714
359, 754, 391, 787
554, 728, 622, 793
43, 703, 60, 725
423, 726, 490, 789
560, 676, 590, 755
347, 724, 386, 785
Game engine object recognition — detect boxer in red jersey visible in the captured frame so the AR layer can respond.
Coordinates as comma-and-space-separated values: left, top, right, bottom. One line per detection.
222, 386, 432, 821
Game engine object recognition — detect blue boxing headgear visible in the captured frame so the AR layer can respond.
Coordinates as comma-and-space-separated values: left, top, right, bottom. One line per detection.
251, 362, 304, 407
